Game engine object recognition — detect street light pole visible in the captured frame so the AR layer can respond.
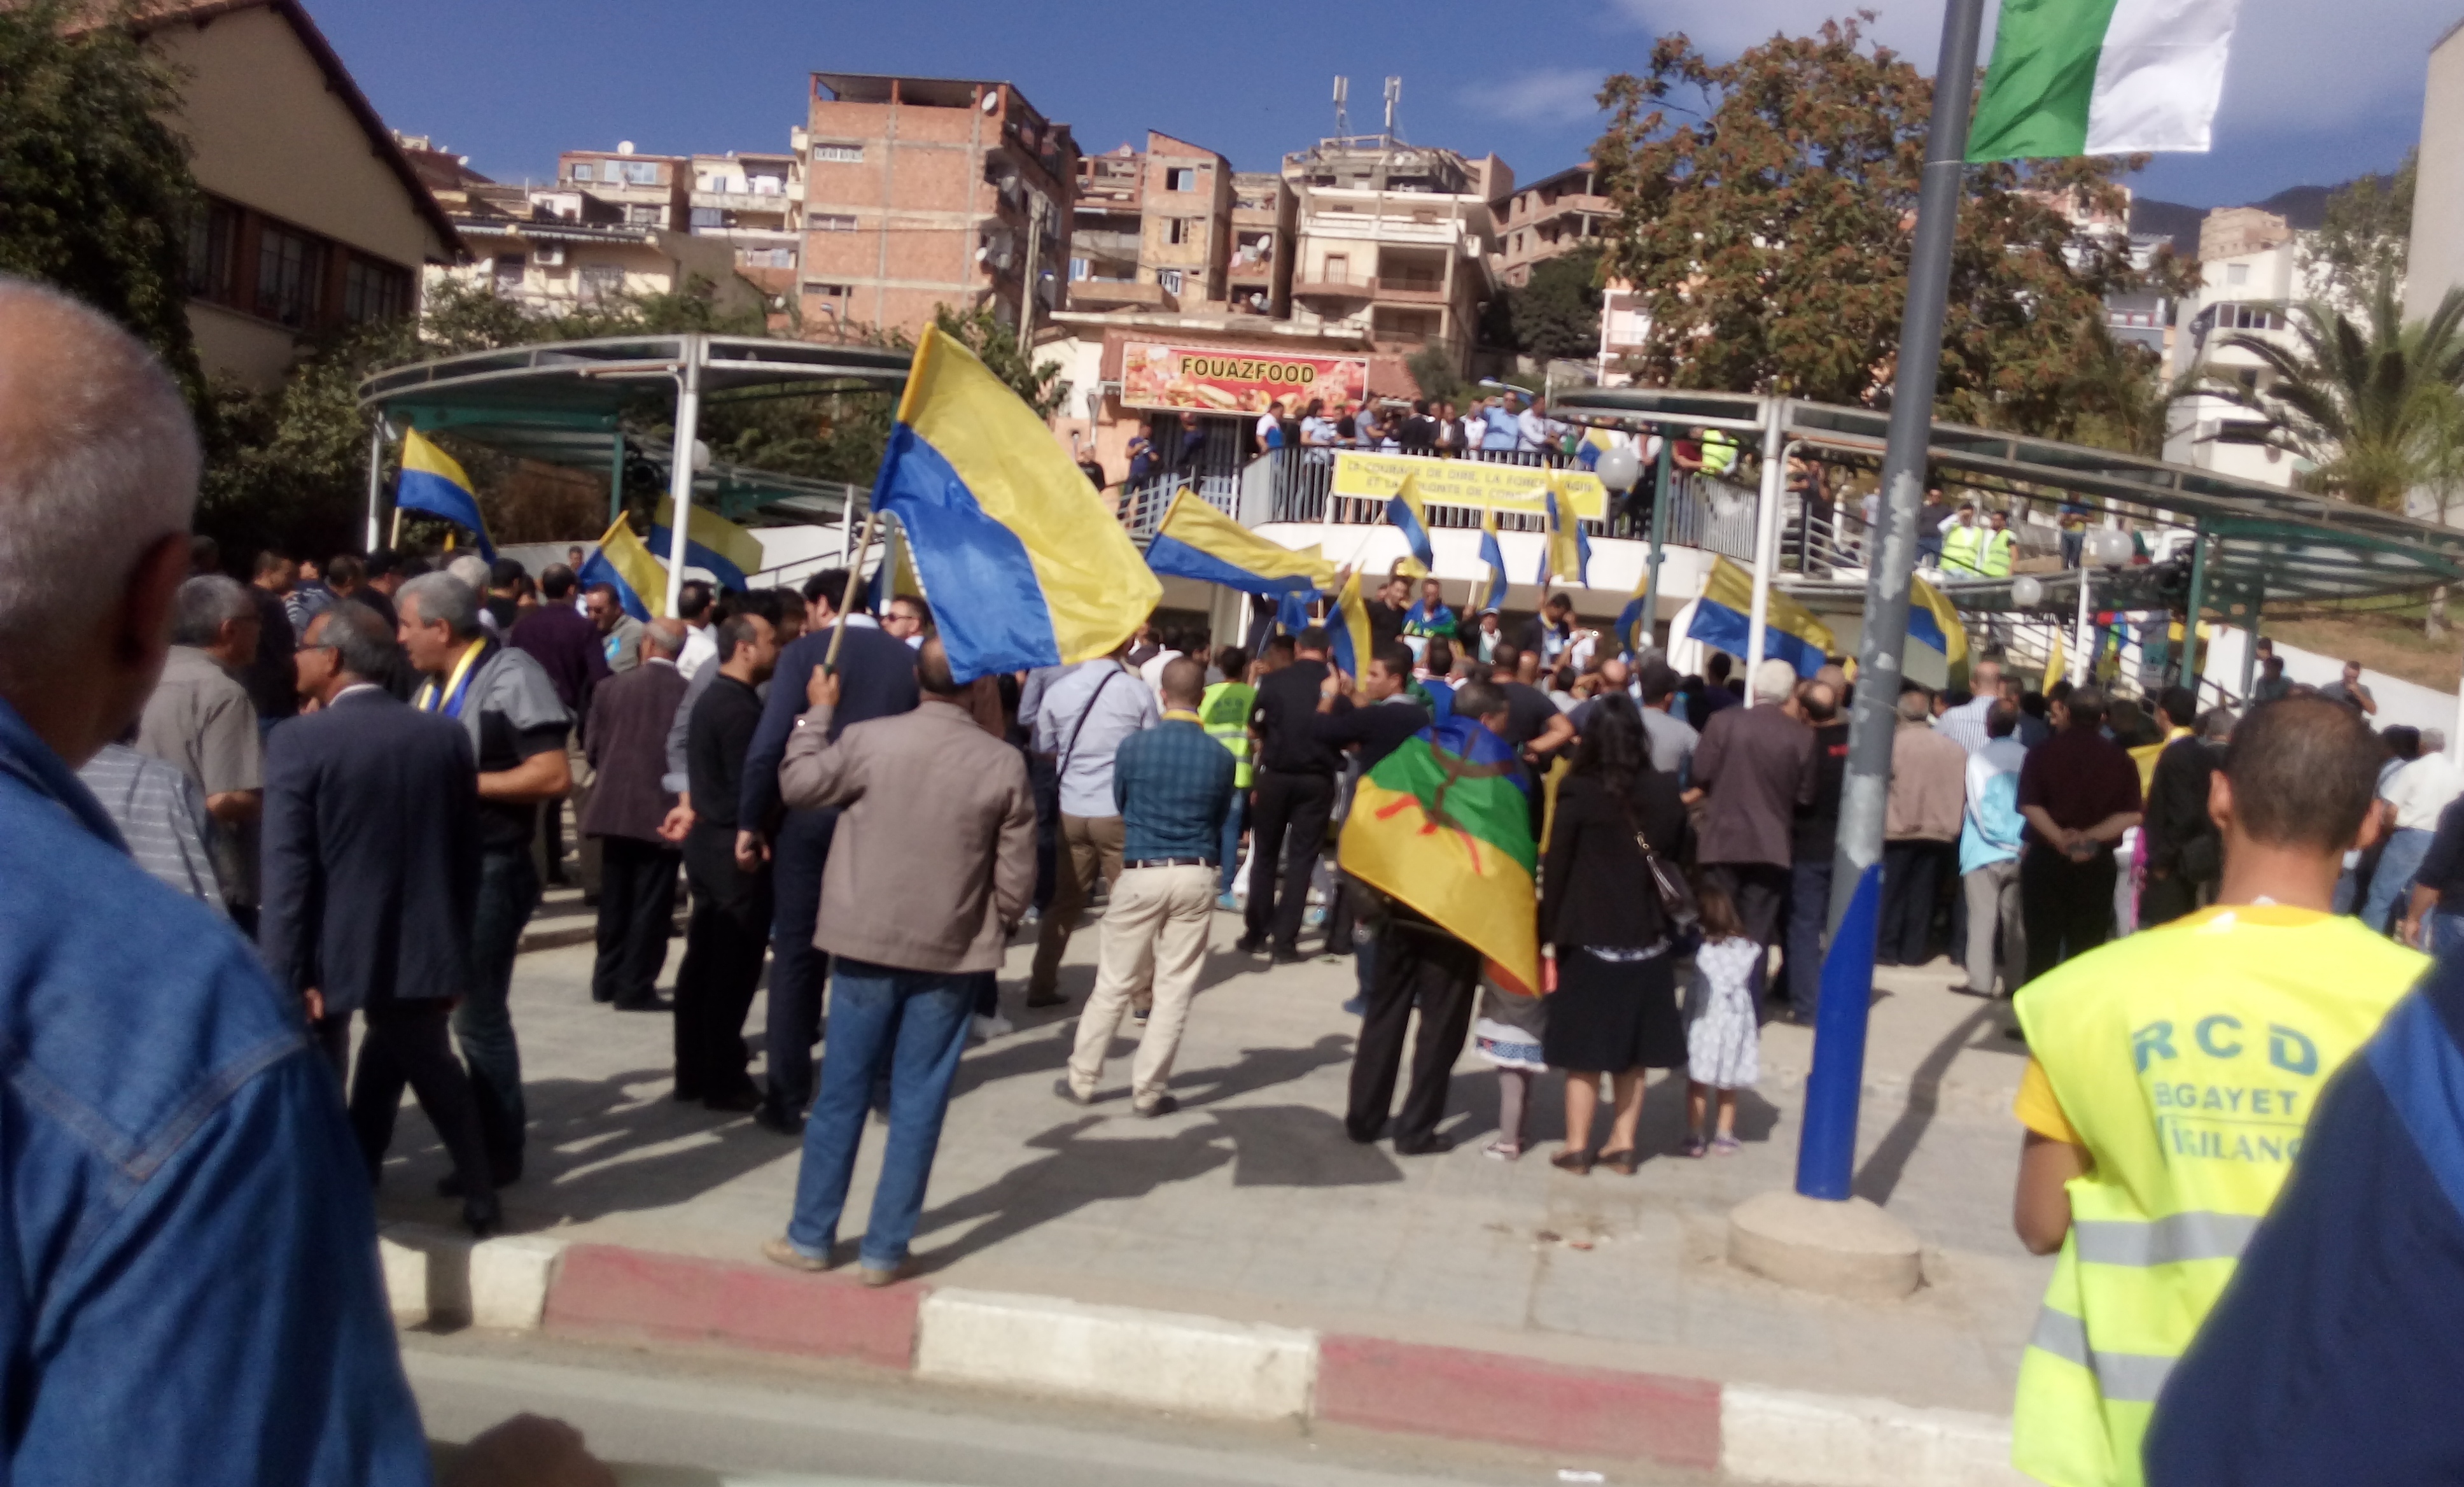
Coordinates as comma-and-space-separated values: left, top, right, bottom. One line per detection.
1805, 0, 1989, 1206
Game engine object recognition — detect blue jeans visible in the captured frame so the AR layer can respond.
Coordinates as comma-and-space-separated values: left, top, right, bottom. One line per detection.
766, 808, 839, 1115
2427, 908, 2464, 959
1219, 788, 1248, 896
1784, 857, 1832, 1020
457, 848, 538, 1171
2365, 828, 2434, 934
786, 957, 975, 1270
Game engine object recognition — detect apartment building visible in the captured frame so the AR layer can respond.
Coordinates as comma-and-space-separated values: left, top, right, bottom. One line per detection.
1068, 132, 1238, 313
407, 144, 754, 318
2166, 218, 2310, 490
798, 71, 1077, 338
1229, 171, 1295, 318
2408, 19, 2464, 325
692, 148, 803, 295
1281, 134, 1503, 377
1494, 164, 1611, 287
558, 145, 691, 230
128, 0, 459, 388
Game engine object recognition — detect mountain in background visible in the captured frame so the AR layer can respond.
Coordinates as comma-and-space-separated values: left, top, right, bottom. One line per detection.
2129, 178, 2365, 256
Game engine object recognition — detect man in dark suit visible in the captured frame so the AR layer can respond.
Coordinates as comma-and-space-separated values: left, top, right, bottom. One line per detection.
258, 602, 498, 1234
582, 617, 689, 1010
672, 610, 780, 1110
739, 568, 919, 1134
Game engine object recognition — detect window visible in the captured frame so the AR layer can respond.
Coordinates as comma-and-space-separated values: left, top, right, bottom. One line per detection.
739, 247, 795, 269
570, 162, 595, 182
1159, 269, 1184, 294
690, 207, 724, 229
811, 142, 864, 163
185, 199, 239, 302
1324, 253, 1348, 282
812, 213, 857, 232
749, 174, 783, 196
1166, 166, 1196, 192
620, 161, 659, 186
492, 254, 527, 292
1069, 257, 1089, 281
1166, 218, 1191, 246
342, 256, 409, 323
256, 222, 325, 327
626, 204, 663, 226
804, 282, 851, 318
578, 264, 624, 302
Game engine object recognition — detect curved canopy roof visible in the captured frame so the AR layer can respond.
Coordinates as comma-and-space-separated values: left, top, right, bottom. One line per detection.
1548, 386, 2464, 603
357, 334, 911, 525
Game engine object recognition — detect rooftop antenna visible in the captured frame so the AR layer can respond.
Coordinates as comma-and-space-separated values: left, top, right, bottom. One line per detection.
1332, 75, 1349, 139
1382, 76, 1401, 141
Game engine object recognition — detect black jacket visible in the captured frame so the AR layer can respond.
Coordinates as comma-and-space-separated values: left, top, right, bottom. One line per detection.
257, 688, 480, 1013
1539, 768, 1692, 950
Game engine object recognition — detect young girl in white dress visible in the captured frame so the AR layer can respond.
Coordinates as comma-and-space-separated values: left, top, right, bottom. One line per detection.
1684, 884, 1761, 1157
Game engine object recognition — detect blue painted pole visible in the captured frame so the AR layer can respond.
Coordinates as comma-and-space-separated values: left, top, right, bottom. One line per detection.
1796, 864, 1882, 1200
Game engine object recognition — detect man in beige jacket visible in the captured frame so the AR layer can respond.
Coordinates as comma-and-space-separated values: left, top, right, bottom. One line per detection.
1880, 684, 1968, 967
762, 638, 1034, 1286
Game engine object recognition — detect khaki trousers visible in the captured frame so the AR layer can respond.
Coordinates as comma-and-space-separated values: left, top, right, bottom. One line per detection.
1067, 865, 1217, 1108
1029, 813, 1126, 999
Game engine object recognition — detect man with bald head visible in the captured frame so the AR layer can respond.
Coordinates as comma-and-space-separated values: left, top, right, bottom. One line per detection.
582, 616, 691, 1013
0, 276, 426, 1477
1061, 655, 1235, 1116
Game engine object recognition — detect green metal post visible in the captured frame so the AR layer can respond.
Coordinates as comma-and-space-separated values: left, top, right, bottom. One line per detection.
2238, 578, 2265, 701
2180, 522, 2208, 691
1641, 430, 1674, 653
608, 432, 627, 528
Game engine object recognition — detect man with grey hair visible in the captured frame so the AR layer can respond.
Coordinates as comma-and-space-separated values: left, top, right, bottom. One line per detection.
445, 553, 500, 636
0, 276, 427, 1476
399, 568, 571, 1187
1686, 656, 1818, 998
260, 600, 498, 1234
136, 573, 265, 927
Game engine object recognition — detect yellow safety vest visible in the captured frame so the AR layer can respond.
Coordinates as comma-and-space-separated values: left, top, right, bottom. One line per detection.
1940, 521, 1985, 575
1982, 528, 2015, 578
1200, 680, 1256, 789
2010, 906, 2426, 1487
1700, 430, 1739, 476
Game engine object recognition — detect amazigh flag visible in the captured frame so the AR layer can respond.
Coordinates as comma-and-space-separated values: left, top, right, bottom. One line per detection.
1967, 0, 2244, 161
1339, 714, 1541, 996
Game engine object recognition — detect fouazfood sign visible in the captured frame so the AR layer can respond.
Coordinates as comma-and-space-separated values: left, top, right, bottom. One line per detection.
1119, 341, 1370, 415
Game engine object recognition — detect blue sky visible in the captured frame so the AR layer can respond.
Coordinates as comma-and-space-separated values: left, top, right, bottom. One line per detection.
317, 0, 2435, 208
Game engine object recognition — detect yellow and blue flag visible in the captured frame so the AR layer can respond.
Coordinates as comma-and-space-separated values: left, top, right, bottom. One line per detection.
867, 513, 927, 614
652, 496, 766, 593
1614, 565, 1653, 659
1144, 490, 1335, 598
1329, 567, 1375, 679
1907, 575, 1970, 671
1386, 473, 1434, 578
1685, 556, 1835, 679
1538, 474, 1589, 589
396, 429, 493, 560
1475, 509, 1509, 613
577, 518, 668, 622
872, 325, 1161, 682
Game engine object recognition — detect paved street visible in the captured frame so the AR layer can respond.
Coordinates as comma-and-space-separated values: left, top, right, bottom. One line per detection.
406, 1330, 1718, 1486
382, 894, 2049, 1415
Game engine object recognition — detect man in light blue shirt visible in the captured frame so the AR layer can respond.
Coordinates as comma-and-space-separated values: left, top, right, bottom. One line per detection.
1956, 700, 2029, 997
1481, 395, 1521, 453
1026, 648, 1160, 1006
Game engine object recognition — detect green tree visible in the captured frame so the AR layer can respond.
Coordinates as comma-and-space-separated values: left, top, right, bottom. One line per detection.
1505, 245, 1605, 362
1591, 16, 2190, 436
1404, 344, 1467, 406
2301, 152, 2415, 313
2067, 336, 2200, 458
0, 0, 203, 393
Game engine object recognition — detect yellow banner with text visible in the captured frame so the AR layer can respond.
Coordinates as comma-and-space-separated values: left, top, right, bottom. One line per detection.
1327, 453, 1607, 522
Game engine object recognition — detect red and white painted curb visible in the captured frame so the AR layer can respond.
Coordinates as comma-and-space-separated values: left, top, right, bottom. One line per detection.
380, 1225, 2026, 1486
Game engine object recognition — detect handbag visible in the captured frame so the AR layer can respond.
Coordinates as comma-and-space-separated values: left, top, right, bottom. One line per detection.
1622, 797, 1699, 932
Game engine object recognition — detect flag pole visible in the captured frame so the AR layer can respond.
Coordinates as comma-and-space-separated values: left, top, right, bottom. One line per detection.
825, 506, 881, 675
1805, 0, 1990, 1204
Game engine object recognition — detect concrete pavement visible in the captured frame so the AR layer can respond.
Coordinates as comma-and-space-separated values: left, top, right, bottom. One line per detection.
374, 902, 2045, 1481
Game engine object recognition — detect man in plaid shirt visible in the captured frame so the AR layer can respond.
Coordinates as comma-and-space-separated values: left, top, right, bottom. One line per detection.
1060, 657, 1235, 1117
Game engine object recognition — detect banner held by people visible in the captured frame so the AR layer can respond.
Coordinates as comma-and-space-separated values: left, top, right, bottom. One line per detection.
871, 323, 1160, 682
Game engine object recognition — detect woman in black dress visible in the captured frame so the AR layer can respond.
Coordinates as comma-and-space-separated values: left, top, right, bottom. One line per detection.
1539, 693, 1693, 1174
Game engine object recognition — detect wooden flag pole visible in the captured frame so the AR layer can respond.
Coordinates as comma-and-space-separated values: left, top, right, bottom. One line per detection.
824, 507, 881, 675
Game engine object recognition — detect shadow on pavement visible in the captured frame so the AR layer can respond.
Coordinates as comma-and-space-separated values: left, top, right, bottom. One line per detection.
909, 1117, 1237, 1271
1851, 1003, 1997, 1206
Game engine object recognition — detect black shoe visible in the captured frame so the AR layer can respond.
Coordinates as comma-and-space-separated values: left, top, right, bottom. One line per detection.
1135, 1094, 1179, 1118
1394, 1134, 1456, 1157
1053, 1077, 1092, 1106
612, 994, 672, 1013
1345, 1120, 1383, 1145
1233, 934, 1266, 956
591, 987, 615, 1004
1271, 948, 1309, 966
1023, 987, 1067, 1010
463, 1195, 503, 1238
673, 1084, 704, 1104
703, 1084, 764, 1114
753, 1101, 803, 1136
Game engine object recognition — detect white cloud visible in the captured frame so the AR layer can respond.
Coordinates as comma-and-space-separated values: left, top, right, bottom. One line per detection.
1461, 67, 1613, 126
1606, 0, 2438, 139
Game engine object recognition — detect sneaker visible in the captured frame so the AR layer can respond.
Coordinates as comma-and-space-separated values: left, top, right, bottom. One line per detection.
1130, 1004, 1150, 1027
1341, 996, 1366, 1016
762, 1236, 831, 1272
1711, 1134, 1742, 1157
971, 1012, 1015, 1041
1680, 1134, 1709, 1159
857, 1260, 909, 1288
1216, 893, 1242, 913
1303, 905, 1328, 929
1233, 933, 1266, 956
1481, 1138, 1522, 1162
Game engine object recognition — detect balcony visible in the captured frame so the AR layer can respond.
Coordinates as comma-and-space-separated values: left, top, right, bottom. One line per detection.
1228, 258, 1275, 283
1291, 271, 1371, 301
692, 189, 792, 214
1070, 279, 1177, 311
1370, 274, 1446, 304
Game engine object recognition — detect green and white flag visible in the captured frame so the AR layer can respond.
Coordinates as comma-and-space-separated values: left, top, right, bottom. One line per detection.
1966, 0, 2243, 162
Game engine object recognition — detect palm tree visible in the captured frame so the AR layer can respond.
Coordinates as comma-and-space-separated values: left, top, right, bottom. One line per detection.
2206, 276, 2464, 511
